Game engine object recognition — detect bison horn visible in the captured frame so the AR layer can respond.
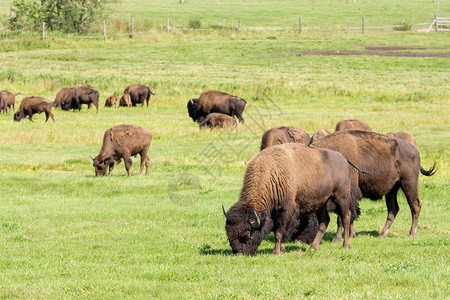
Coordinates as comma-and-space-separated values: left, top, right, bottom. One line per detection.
222, 204, 227, 217
189, 99, 194, 105
90, 156, 95, 161
251, 211, 261, 229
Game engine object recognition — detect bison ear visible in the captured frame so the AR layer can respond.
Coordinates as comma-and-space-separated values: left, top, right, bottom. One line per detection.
250, 211, 261, 230
222, 204, 227, 217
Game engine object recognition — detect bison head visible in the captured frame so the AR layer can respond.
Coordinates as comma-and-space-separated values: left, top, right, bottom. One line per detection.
92, 156, 114, 176
223, 204, 272, 255
13, 109, 25, 122
187, 98, 199, 122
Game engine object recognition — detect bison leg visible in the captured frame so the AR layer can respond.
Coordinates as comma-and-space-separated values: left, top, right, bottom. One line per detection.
272, 204, 299, 255
401, 178, 421, 237
139, 145, 151, 175
309, 205, 330, 251
379, 184, 400, 238
108, 163, 115, 176
145, 156, 150, 175
332, 216, 343, 243
123, 156, 132, 176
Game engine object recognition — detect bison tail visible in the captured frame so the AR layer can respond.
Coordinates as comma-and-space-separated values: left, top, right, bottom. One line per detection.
150, 90, 155, 95
420, 162, 437, 176
345, 157, 368, 174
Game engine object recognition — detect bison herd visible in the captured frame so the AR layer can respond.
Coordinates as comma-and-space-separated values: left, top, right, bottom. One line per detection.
2, 85, 438, 256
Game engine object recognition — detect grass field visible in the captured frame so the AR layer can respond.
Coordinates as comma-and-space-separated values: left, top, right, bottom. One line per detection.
0, 0, 449, 298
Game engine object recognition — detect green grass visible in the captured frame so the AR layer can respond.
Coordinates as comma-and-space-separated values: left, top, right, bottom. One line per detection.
0, 1, 449, 298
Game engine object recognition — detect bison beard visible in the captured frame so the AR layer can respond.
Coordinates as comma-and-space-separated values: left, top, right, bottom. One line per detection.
223, 143, 354, 255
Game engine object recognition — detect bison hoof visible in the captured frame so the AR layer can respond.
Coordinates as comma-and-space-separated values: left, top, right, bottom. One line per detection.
331, 236, 342, 243
378, 233, 388, 239
342, 244, 351, 250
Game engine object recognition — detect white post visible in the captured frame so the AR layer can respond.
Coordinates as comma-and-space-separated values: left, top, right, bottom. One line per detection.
103, 21, 106, 42
131, 17, 134, 39
167, 17, 170, 32
437, 0, 440, 16
9, 5, 12, 17
42, 22, 45, 40
362, 16, 365, 34
238, 19, 241, 32
299, 16, 302, 34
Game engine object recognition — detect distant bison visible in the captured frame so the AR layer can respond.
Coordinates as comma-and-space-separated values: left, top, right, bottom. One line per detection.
310, 129, 331, 144
386, 131, 418, 149
14, 97, 55, 122
260, 126, 311, 150
119, 93, 132, 107
199, 113, 237, 129
295, 130, 437, 244
223, 143, 356, 255
0, 91, 16, 113
56, 86, 99, 113
92, 124, 152, 176
335, 119, 372, 132
123, 85, 155, 107
105, 95, 118, 108
188, 90, 246, 124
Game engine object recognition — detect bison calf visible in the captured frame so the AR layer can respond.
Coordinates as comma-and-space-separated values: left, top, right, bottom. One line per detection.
92, 124, 152, 176
311, 129, 331, 144
260, 126, 311, 150
199, 113, 237, 129
105, 95, 118, 108
223, 143, 354, 255
0, 91, 16, 113
335, 119, 372, 132
119, 94, 132, 107
14, 97, 55, 122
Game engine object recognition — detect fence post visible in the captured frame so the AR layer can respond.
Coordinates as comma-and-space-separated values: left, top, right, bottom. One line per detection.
131, 17, 134, 39
299, 16, 302, 34
103, 21, 107, 42
42, 22, 45, 40
238, 19, 241, 32
435, 14, 438, 31
9, 5, 12, 17
362, 16, 365, 34
167, 17, 170, 32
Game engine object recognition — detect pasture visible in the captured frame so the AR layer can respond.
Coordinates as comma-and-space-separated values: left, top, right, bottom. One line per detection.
0, 0, 449, 298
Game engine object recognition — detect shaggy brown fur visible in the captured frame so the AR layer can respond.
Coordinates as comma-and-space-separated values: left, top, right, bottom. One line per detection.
386, 131, 418, 149
0, 91, 16, 113
223, 143, 353, 255
92, 124, 152, 176
14, 97, 54, 122
311, 129, 331, 144
199, 113, 237, 129
123, 85, 155, 107
188, 90, 246, 124
260, 126, 311, 150
119, 94, 132, 107
335, 119, 372, 132
105, 95, 118, 108
296, 130, 437, 244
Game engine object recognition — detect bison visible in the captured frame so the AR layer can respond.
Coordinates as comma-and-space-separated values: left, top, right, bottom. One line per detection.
105, 95, 118, 108
14, 97, 55, 122
123, 84, 155, 107
222, 143, 361, 255
92, 124, 152, 176
0, 91, 16, 113
310, 129, 331, 144
335, 119, 372, 132
56, 86, 99, 113
199, 113, 237, 129
386, 131, 418, 149
119, 93, 132, 107
188, 90, 246, 124
296, 130, 437, 244
260, 126, 311, 151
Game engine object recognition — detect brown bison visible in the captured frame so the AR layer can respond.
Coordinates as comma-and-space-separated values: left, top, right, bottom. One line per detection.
260, 126, 311, 150
199, 113, 237, 129
0, 91, 16, 113
105, 95, 118, 107
335, 119, 372, 132
123, 85, 155, 107
310, 129, 331, 144
119, 94, 132, 107
55, 86, 99, 112
188, 90, 246, 124
14, 97, 55, 122
92, 125, 152, 176
222, 143, 358, 255
386, 131, 418, 149
296, 130, 436, 244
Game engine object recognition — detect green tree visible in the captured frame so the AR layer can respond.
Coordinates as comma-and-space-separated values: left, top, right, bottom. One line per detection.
10, 0, 113, 33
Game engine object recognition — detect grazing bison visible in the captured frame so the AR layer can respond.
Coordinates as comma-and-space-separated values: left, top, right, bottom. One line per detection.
105, 95, 118, 108
119, 93, 132, 107
311, 129, 331, 144
260, 126, 311, 151
335, 119, 372, 132
0, 91, 16, 113
57, 86, 99, 112
222, 143, 356, 255
123, 85, 155, 107
199, 113, 237, 129
188, 90, 246, 124
14, 97, 55, 122
92, 124, 152, 176
386, 131, 418, 149
296, 130, 437, 244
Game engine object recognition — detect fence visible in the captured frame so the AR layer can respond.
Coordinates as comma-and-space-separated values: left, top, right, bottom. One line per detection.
428, 15, 450, 32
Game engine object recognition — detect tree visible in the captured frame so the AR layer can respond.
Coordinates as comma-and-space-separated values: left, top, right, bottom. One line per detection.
10, 0, 113, 33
